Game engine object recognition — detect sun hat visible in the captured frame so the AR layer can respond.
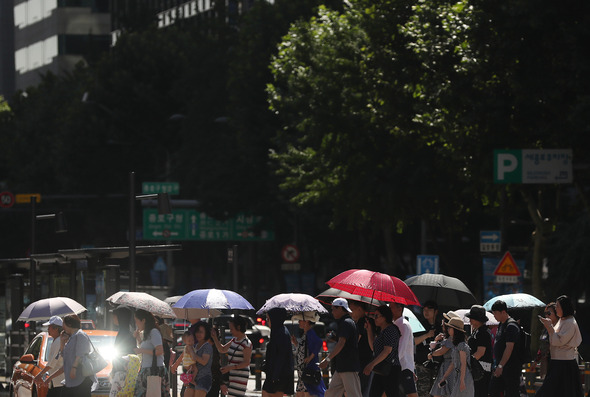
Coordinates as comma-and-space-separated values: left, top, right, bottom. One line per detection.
446, 317, 466, 332
43, 316, 63, 327
443, 311, 460, 321
291, 311, 320, 322
332, 298, 352, 313
465, 305, 488, 323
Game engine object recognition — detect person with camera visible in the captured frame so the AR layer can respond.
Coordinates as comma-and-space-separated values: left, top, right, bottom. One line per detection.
437, 317, 474, 397
428, 313, 458, 397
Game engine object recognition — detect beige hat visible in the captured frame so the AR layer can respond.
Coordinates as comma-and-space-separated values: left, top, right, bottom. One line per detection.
443, 311, 460, 321
446, 317, 466, 332
159, 323, 174, 342
291, 311, 320, 322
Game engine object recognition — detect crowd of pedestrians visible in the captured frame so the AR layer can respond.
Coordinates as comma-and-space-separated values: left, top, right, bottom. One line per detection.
285, 294, 583, 397
33, 293, 583, 397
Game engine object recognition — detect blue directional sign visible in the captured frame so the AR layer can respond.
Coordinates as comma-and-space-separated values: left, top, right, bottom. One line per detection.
480, 230, 501, 252
417, 255, 439, 274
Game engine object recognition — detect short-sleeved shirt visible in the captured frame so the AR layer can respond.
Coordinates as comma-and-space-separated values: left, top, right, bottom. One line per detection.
194, 342, 213, 381
493, 318, 520, 368
468, 325, 493, 364
333, 315, 360, 372
46, 336, 65, 387
140, 328, 164, 368
373, 324, 401, 366
394, 316, 415, 372
63, 329, 93, 387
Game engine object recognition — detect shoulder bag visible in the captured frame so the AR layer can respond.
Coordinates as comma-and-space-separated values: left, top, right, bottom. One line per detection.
146, 348, 162, 397
81, 335, 108, 376
301, 337, 322, 386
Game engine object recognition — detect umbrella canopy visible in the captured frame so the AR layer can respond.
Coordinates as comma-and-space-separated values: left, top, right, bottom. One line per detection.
18, 297, 87, 322
454, 308, 499, 326
483, 293, 545, 311
107, 291, 175, 318
257, 293, 328, 315
403, 308, 426, 333
404, 274, 478, 309
327, 269, 421, 306
173, 289, 254, 311
316, 288, 388, 307
164, 295, 183, 306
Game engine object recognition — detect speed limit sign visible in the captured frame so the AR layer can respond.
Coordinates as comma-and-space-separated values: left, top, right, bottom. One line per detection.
0, 191, 15, 208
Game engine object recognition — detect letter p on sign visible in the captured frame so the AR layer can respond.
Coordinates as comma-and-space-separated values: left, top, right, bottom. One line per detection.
494, 150, 522, 183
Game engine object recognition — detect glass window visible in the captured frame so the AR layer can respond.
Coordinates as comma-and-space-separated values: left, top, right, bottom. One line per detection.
24, 336, 44, 360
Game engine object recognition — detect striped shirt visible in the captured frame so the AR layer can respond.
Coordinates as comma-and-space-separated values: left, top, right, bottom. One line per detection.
227, 337, 252, 397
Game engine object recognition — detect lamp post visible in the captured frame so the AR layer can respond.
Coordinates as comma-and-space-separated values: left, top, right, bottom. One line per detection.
128, 171, 172, 291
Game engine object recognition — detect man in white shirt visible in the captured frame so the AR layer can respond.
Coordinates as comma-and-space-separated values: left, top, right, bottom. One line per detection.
390, 303, 418, 397
35, 316, 65, 396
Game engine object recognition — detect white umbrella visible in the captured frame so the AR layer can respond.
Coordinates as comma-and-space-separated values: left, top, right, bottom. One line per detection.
257, 293, 328, 315
454, 309, 499, 326
107, 291, 175, 318
18, 297, 86, 322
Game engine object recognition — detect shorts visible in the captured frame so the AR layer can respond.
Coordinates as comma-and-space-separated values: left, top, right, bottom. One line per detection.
193, 375, 213, 392
400, 369, 417, 394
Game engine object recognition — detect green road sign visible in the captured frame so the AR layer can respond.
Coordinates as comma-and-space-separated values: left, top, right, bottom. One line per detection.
494, 149, 572, 184
142, 182, 180, 195
143, 209, 274, 241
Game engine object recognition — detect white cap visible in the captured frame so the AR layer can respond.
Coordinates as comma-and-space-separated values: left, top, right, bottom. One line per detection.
43, 316, 63, 327
332, 298, 352, 313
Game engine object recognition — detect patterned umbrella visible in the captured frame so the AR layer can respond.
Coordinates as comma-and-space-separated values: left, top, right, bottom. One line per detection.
18, 297, 87, 321
327, 269, 421, 306
107, 291, 175, 318
173, 289, 254, 311
257, 293, 328, 315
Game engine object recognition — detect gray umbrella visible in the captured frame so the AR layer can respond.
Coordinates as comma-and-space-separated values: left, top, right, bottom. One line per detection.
404, 273, 478, 310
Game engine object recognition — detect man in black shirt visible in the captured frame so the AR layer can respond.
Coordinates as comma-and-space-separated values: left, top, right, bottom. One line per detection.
320, 298, 362, 397
489, 300, 521, 397
414, 301, 441, 397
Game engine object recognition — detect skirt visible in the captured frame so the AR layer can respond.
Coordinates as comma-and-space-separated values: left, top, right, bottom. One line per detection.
535, 359, 582, 397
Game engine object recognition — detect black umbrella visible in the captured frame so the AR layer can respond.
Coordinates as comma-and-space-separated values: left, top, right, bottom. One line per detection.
404, 274, 478, 310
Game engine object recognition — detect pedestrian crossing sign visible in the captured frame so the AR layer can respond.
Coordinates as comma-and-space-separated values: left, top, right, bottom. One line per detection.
493, 251, 520, 283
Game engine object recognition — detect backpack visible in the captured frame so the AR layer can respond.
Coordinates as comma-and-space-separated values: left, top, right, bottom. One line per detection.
507, 319, 531, 364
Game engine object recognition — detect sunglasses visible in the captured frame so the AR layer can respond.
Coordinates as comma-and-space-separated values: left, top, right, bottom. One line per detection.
545, 311, 554, 316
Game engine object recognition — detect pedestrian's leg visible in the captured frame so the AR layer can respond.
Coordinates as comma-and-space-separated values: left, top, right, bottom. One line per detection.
325, 372, 346, 397
340, 372, 362, 397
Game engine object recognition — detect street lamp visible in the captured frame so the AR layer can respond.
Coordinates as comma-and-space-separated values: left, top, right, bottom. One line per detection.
128, 171, 172, 291
30, 196, 67, 302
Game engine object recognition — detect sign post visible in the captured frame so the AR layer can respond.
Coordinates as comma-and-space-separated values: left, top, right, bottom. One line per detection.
480, 230, 501, 252
0, 191, 15, 208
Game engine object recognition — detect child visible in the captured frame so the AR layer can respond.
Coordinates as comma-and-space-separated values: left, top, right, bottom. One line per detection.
171, 331, 198, 394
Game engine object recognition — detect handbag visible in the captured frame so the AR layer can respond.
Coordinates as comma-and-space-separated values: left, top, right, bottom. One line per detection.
146, 349, 162, 397
81, 336, 108, 376
301, 367, 321, 386
373, 359, 393, 376
470, 356, 484, 382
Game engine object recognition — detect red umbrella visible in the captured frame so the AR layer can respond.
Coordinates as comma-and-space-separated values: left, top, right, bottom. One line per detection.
327, 269, 421, 306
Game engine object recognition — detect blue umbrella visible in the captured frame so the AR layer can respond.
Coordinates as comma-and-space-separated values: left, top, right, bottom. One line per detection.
403, 308, 426, 333
483, 293, 545, 311
173, 289, 255, 311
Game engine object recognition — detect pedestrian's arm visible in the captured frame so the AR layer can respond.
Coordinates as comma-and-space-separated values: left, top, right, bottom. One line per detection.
459, 350, 467, 386
46, 367, 64, 384
428, 345, 450, 359
549, 321, 575, 347
498, 342, 514, 367
364, 346, 392, 375
319, 337, 346, 369
472, 346, 486, 360
414, 329, 434, 346
211, 332, 231, 353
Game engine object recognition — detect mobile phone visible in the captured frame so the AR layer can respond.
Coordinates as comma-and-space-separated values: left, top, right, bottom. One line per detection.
439, 380, 447, 387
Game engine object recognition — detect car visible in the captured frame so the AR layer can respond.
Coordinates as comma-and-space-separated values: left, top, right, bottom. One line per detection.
9, 329, 117, 397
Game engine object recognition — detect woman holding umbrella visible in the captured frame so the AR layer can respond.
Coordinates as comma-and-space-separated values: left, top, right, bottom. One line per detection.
263, 307, 294, 397
536, 295, 583, 397
363, 304, 401, 397
291, 311, 326, 397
